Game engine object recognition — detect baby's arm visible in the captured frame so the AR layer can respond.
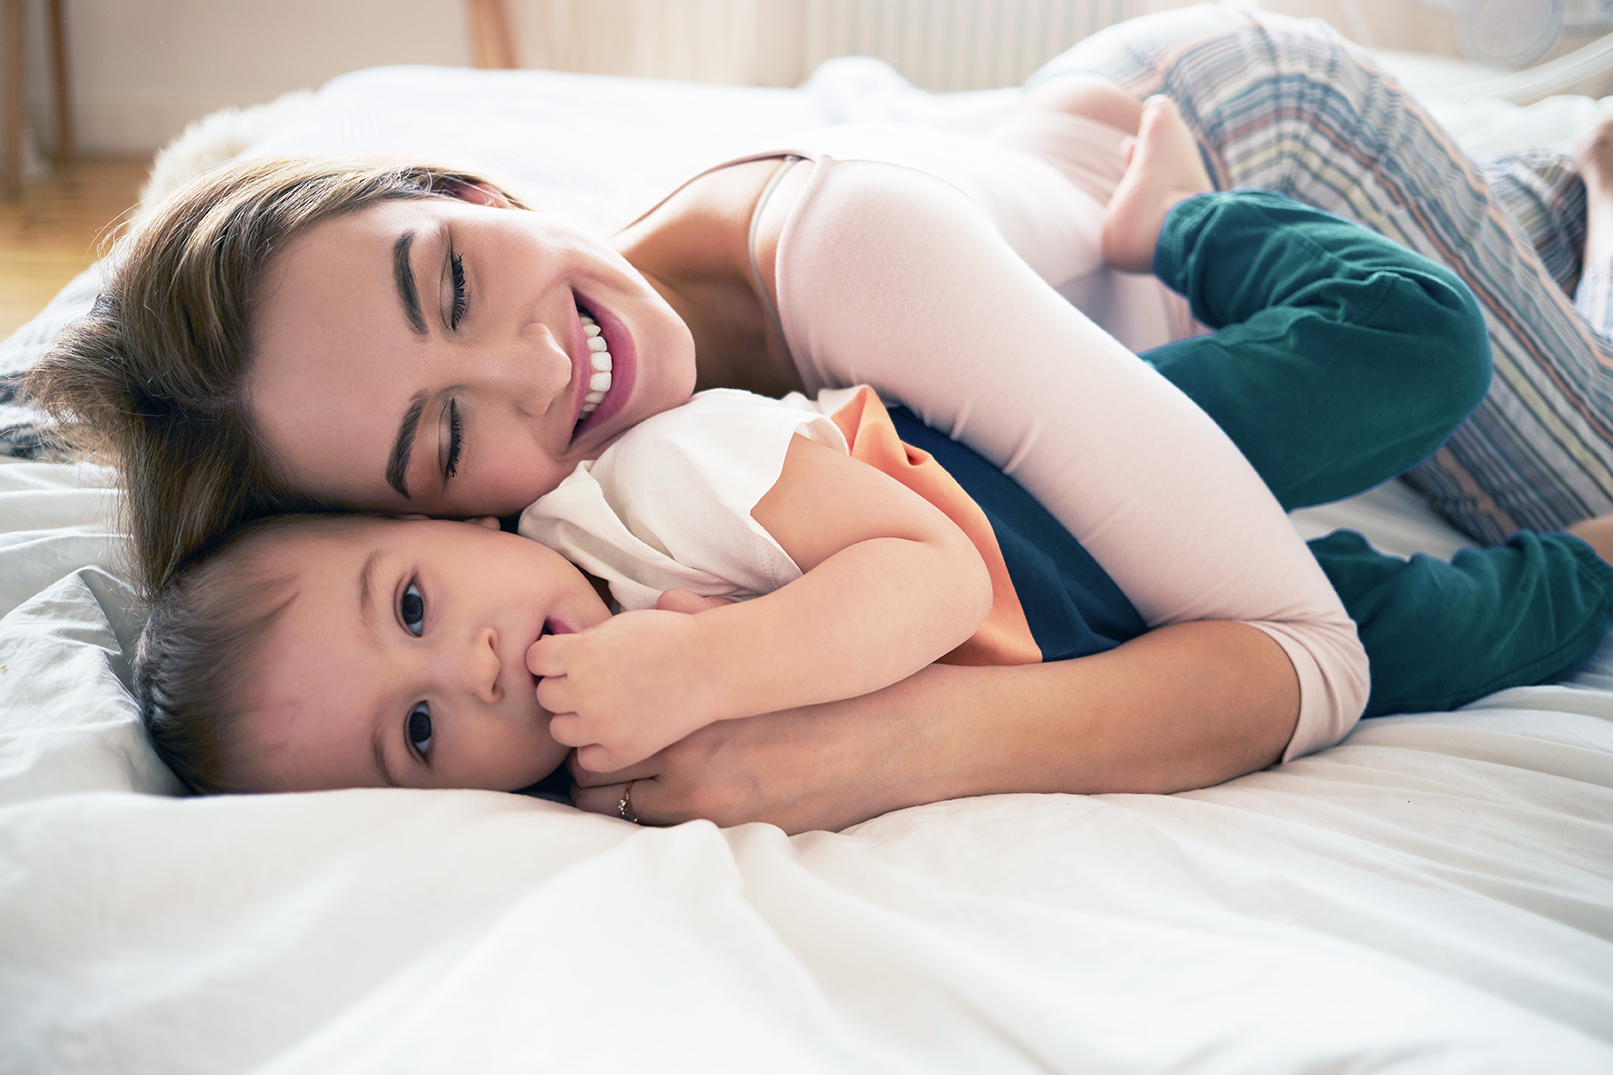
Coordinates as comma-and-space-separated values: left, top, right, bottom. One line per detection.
528, 433, 992, 772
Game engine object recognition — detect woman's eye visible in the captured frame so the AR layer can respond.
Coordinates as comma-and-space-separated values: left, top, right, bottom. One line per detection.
407, 702, 433, 757
400, 580, 426, 636
445, 399, 462, 480
449, 252, 467, 329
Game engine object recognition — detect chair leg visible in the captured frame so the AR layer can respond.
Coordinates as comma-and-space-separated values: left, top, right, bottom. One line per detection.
48, 0, 70, 161
3, 0, 24, 202
465, 0, 518, 70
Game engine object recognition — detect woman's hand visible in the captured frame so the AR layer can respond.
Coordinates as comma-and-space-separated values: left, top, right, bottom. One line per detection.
568, 620, 1301, 834
569, 689, 940, 833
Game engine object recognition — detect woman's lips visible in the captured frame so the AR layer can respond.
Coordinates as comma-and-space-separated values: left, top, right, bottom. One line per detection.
570, 298, 635, 441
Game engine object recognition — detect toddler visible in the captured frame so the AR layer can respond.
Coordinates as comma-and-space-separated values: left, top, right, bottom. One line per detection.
136, 428, 1000, 791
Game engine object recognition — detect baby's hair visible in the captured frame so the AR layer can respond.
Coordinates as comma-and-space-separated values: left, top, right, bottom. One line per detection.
25, 155, 527, 601
135, 512, 383, 794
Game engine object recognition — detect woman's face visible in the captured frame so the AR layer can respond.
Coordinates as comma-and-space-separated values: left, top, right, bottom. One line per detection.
248, 192, 697, 518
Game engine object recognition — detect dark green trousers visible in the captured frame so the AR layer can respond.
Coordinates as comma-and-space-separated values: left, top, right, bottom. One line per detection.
1146, 191, 1613, 717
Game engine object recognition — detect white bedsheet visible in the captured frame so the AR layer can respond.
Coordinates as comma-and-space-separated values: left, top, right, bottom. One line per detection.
2, 57, 1612, 1074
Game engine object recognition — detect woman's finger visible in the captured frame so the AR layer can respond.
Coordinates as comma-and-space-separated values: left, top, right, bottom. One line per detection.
572, 778, 657, 824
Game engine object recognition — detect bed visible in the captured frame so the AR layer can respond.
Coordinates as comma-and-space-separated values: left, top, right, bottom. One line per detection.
2, 39, 1612, 1074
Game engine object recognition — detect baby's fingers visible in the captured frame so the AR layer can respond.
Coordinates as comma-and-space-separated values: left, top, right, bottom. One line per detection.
547, 710, 596, 751
526, 633, 571, 676
535, 674, 574, 716
577, 741, 642, 774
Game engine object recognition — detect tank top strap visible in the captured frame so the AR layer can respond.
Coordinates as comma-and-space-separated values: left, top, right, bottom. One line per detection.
746, 154, 803, 368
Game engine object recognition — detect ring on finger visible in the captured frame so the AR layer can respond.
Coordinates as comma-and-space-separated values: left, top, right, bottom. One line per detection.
617, 780, 640, 825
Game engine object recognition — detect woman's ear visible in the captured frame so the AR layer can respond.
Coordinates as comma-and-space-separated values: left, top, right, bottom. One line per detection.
444, 179, 513, 209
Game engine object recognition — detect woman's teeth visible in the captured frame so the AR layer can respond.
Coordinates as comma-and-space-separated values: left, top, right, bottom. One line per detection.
578, 313, 613, 419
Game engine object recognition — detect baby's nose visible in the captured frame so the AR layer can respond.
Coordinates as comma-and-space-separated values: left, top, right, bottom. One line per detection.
453, 628, 502, 704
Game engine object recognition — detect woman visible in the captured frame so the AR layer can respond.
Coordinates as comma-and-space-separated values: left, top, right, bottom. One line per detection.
27, 8, 1613, 831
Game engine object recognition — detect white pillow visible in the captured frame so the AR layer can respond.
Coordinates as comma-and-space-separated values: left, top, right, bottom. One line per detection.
0, 567, 180, 803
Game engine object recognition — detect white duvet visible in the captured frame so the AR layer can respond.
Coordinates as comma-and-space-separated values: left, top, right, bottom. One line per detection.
2, 55, 1612, 1074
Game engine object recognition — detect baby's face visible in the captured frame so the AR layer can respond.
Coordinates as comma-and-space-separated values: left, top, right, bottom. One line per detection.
230, 517, 611, 792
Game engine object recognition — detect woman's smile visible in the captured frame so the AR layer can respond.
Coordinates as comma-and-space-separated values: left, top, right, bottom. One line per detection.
569, 299, 637, 440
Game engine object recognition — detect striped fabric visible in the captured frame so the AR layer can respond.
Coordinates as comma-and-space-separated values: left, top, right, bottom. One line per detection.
1482, 151, 1586, 298
1030, 5, 1613, 544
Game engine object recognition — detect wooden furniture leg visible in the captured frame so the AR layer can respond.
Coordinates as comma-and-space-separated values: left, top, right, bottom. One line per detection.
465, 0, 518, 70
3, 0, 24, 202
48, 0, 69, 161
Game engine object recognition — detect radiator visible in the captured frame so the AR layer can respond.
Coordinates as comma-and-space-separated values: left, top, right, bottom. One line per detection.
800, 0, 1141, 91
517, 0, 1148, 90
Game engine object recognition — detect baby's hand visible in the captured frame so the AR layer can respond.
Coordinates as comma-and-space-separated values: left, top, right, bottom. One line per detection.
654, 587, 737, 614
528, 609, 721, 772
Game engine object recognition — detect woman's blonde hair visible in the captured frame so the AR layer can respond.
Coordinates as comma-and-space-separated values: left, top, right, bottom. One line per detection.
25, 156, 526, 598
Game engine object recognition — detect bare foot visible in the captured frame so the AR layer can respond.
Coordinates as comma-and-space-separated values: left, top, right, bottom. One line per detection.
1575, 112, 1613, 282
1100, 96, 1213, 274
1007, 75, 1143, 136
1568, 512, 1613, 566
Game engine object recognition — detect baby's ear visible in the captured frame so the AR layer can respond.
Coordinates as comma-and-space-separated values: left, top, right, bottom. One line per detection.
464, 516, 502, 531
444, 179, 513, 209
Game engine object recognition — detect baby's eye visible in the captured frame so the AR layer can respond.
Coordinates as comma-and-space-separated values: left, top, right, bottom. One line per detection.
400, 580, 425, 636
407, 702, 433, 757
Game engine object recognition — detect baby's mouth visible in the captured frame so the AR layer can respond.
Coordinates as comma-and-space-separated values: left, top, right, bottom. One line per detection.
575, 307, 613, 429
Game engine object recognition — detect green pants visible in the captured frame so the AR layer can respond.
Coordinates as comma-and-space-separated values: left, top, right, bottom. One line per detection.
1146, 191, 1613, 717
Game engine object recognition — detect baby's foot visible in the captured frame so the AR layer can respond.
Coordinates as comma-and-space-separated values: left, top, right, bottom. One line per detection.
1575, 112, 1613, 184
1568, 512, 1613, 566
1575, 112, 1613, 272
1101, 96, 1214, 274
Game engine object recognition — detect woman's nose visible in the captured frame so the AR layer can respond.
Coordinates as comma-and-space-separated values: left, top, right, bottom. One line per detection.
488, 319, 573, 417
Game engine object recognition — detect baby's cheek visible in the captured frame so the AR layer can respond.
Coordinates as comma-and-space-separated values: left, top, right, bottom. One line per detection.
531, 718, 573, 772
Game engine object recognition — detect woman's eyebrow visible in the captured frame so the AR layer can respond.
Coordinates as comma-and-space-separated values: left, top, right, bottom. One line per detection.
387, 392, 429, 499
392, 230, 428, 337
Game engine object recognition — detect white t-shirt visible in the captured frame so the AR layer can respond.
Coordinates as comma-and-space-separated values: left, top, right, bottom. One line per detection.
521, 389, 852, 612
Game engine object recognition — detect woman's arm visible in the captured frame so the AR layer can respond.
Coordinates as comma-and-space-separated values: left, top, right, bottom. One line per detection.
571, 618, 1298, 834
531, 432, 992, 773
766, 158, 1367, 760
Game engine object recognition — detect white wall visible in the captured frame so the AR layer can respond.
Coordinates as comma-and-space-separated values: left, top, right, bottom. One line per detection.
25, 0, 470, 155
14, 0, 1605, 158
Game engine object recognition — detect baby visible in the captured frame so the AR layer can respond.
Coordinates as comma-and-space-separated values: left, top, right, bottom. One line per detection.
136, 409, 1000, 793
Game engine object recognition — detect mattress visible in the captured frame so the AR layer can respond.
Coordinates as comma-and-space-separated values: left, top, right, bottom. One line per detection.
1, 56, 1611, 1073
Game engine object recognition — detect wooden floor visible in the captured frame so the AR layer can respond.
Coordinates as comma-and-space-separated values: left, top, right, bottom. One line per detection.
0, 158, 149, 339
